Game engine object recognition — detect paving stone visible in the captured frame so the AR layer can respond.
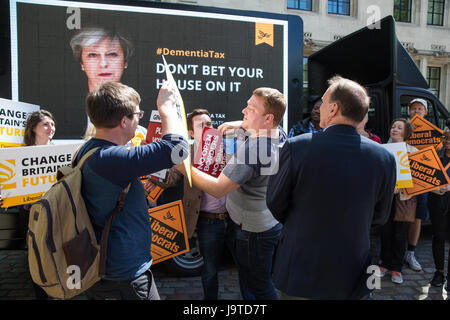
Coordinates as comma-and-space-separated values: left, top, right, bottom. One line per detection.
0, 232, 446, 300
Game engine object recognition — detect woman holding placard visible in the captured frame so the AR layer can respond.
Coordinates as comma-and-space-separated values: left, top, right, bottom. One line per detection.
428, 125, 450, 288
377, 118, 418, 285
22, 110, 56, 299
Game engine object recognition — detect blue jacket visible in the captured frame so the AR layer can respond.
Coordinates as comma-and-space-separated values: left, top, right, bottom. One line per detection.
74, 134, 187, 280
267, 125, 396, 299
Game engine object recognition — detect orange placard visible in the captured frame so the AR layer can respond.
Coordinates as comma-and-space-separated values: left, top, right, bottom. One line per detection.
406, 114, 443, 150
403, 146, 450, 197
148, 200, 190, 264
140, 177, 164, 203
148, 185, 164, 203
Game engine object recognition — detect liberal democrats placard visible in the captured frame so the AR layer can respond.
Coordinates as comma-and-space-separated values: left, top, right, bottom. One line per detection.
0, 143, 82, 207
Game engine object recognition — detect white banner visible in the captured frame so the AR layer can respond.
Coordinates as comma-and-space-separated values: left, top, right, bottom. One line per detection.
381, 142, 414, 188
0, 98, 40, 147
0, 143, 82, 207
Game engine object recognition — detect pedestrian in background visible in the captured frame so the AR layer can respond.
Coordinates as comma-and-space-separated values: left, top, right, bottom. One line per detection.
378, 118, 418, 284
428, 123, 450, 288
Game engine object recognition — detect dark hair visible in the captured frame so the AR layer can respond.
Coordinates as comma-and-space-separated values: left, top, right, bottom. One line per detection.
327, 75, 370, 123
187, 109, 210, 132
24, 110, 56, 146
446, 118, 450, 129
252, 87, 286, 126
391, 118, 413, 141
86, 82, 141, 129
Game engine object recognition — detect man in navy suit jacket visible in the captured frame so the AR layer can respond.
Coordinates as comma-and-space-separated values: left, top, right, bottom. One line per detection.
267, 76, 396, 300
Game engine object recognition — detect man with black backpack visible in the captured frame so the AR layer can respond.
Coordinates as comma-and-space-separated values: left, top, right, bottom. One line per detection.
73, 81, 188, 299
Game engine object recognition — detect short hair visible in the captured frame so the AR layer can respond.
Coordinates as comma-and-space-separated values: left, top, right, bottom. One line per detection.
24, 110, 56, 146
86, 82, 141, 129
327, 75, 370, 123
187, 109, 210, 131
70, 27, 134, 64
391, 118, 413, 141
252, 87, 286, 126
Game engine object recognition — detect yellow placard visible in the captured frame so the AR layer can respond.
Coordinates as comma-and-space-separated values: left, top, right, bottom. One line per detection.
381, 142, 414, 189
2, 192, 45, 207
0, 142, 25, 148
255, 23, 274, 47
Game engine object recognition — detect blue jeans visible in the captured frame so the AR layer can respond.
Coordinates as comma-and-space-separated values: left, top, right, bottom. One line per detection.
197, 217, 233, 300
230, 220, 282, 300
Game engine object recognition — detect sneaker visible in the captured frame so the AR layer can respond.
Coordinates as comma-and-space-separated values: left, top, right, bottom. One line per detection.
405, 251, 422, 271
430, 271, 445, 287
374, 266, 388, 278
391, 271, 403, 284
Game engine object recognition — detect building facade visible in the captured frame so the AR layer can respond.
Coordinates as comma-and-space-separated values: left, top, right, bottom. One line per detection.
156, 0, 450, 110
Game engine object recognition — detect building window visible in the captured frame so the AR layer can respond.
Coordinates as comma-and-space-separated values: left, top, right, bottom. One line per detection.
328, 0, 351, 15
303, 57, 309, 114
288, 0, 312, 10
428, 0, 445, 26
394, 0, 412, 22
427, 66, 441, 98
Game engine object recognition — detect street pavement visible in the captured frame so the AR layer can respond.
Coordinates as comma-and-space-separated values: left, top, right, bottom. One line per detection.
0, 229, 447, 300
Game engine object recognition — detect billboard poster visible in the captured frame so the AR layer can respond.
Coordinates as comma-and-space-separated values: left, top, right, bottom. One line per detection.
9, 0, 287, 140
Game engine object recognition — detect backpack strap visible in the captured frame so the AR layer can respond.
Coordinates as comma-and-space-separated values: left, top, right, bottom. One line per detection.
74, 147, 100, 169
71, 144, 131, 278
98, 182, 132, 278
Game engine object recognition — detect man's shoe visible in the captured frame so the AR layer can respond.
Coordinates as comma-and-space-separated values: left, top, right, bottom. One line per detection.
375, 266, 388, 278
430, 271, 445, 287
391, 271, 403, 284
405, 251, 422, 271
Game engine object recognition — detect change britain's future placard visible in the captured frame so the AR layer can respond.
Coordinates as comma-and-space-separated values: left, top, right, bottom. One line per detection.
381, 142, 414, 188
0, 143, 82, 207
0, 98, 40, 148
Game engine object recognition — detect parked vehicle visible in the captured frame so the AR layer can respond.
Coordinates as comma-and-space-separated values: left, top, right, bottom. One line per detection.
0, 1, 448, 276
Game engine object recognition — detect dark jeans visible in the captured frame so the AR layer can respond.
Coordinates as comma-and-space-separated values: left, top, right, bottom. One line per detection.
197, 216, 233, 300
229, 220, 282, 300
380, 199, 409, 272
85, 269, 160, 300
428, 193, 450, 272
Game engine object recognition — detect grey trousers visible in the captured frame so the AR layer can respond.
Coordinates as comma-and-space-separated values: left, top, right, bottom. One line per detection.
86, 269, 160, 300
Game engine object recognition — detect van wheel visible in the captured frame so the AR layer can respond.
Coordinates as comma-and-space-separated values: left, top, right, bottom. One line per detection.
163, 233, 203, 276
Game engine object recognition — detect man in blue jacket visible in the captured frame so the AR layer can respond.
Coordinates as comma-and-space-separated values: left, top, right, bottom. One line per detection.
267, 76, 396, 300
74, 81, 188, 299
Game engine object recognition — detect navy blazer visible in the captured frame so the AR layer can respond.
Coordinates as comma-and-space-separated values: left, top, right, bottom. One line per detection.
267, 124, 396, 300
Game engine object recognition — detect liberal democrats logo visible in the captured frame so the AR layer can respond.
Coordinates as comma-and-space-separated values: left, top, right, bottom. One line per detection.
0, 159, 17, 190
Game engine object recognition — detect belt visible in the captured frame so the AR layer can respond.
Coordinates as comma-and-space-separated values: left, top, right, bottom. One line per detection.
199, 211, 229, 220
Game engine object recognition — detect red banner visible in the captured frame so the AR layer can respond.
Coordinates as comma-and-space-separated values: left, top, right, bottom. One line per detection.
146, 110, 162, 143
193, 127, 226, 177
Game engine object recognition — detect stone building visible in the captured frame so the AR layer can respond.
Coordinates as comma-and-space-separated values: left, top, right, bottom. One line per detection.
155, 0, 450, 110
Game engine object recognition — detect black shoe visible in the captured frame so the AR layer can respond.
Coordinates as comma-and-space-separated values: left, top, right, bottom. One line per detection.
430, 271, 445, 287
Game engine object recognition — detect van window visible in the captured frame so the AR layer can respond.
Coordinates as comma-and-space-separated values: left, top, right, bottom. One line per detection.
400, 95, 447, 129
